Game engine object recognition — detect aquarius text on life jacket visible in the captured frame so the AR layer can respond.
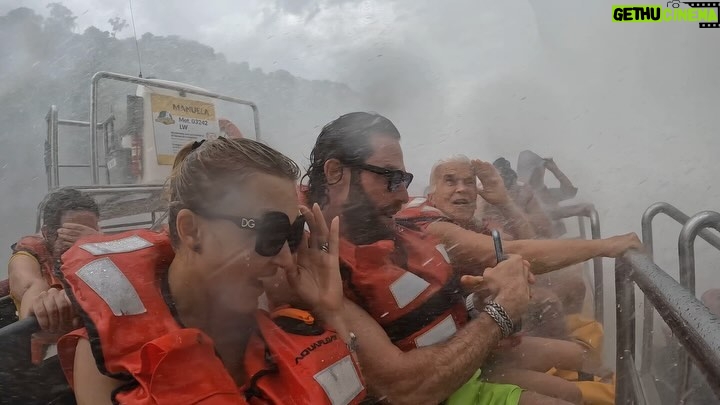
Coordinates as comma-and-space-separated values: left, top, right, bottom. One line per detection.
295, 334, 338, 364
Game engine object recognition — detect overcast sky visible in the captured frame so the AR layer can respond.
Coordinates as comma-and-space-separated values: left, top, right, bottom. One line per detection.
3, 0, 540, 88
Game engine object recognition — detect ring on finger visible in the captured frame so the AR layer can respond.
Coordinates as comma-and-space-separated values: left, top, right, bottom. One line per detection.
320, 242, 330, 253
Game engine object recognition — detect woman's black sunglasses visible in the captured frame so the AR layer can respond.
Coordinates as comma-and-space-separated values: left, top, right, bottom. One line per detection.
196, 210, 305, 257
355, 163, 414, 191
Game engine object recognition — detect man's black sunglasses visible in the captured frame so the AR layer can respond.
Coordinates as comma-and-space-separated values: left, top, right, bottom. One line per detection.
355, 163, 413, 192
196, 210, 305, 257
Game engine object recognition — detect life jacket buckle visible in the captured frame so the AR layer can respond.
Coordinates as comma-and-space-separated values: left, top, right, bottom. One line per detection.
270, 307, 315, 325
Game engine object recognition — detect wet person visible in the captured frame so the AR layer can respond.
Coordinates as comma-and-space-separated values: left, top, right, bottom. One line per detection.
409, 156, 588, 319
432, 157, 537, 240
400, 155, 623, 402
303, 111, 577, 405
485, 157, 554, 239
493, 154, 589, 314
517, 150, 578, 238
407, 154, 633, 318
8, 187, 100, 333
57, 138, 367, 404
399, 155, 640, 282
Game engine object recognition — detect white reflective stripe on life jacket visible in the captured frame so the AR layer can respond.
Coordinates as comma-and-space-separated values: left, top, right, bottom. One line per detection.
313, 355, 364, 405
420, 205, 443, 214
414, 315, 458, 348
406, 197, 426, 208
44, 344, 58, 361
435, 244, 451, 263
79, 235, 153, 256
389, 272, 431, 309
76, 257, 147, 316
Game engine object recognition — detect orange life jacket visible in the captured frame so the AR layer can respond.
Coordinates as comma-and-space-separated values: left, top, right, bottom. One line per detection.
395, 197, 496, 237
11, 234, 61, 288
395, 198, 496, 276
339, 224, 468, 352
58, 230, 366, 405
392, 199, 524, 350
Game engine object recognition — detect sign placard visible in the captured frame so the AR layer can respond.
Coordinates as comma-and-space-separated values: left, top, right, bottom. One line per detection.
150, 94, 219, 165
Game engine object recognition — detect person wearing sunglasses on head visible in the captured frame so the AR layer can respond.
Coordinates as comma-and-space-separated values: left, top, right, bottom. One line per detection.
56, 138, 367, 404
299, 112, 575, 405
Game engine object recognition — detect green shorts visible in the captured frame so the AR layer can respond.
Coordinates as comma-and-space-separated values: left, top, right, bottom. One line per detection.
445, 370, 523, 405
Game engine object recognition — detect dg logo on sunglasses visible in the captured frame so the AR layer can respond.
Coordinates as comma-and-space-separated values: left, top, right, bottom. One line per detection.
241, 218, 256, 229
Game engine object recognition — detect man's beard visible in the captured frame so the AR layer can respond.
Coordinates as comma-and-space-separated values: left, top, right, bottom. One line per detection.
341, 174, 396, 245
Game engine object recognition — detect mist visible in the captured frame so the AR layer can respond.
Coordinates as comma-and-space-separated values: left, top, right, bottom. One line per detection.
0, 0, 719, 375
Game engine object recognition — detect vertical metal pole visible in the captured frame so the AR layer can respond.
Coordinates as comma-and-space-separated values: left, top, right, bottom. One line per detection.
589, 207, 604, 322
90, 75, 101, 184
640, 205, 658, 374
251, 104, 261, 142
577, 215, 592, 297
616, 257, 636, 405
578, 216, 587, 240
49, 106, 59, 189
677, 211, 720, 404
45, 108, 52, 191
677, 221, 695, 405
103, 121, 111, 184
628, 250, 720, 401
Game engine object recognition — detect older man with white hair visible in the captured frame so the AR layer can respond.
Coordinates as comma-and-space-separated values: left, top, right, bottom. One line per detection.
396, 154, 639, 404
424, 155, 538, 239
397, 155, 640, 276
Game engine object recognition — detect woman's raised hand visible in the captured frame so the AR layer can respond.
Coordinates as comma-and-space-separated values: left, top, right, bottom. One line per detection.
287, 203, 344, 317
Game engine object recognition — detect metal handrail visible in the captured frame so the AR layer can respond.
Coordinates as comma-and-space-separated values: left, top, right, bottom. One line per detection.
45, 106, 116, 190
90, 71, 262, 184
676, 211, 720, 403
642, 203, 720, 262
549, 203, 603, 321
678, 211, 720, 296
35, 185, 166, 232
615, 251, 720, 404
150, 210, 169, 231
615, 256, 637, 404
639, 202, 720, 373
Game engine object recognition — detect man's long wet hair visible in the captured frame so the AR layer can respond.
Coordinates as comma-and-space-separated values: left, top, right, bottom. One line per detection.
42, 188, 99, 233
302, 112, 400, 208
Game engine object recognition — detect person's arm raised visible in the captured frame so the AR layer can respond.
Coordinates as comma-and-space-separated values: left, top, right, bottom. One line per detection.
426, 220, 642, 274
544, 159, 577, 201
472, 160, 536, 240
